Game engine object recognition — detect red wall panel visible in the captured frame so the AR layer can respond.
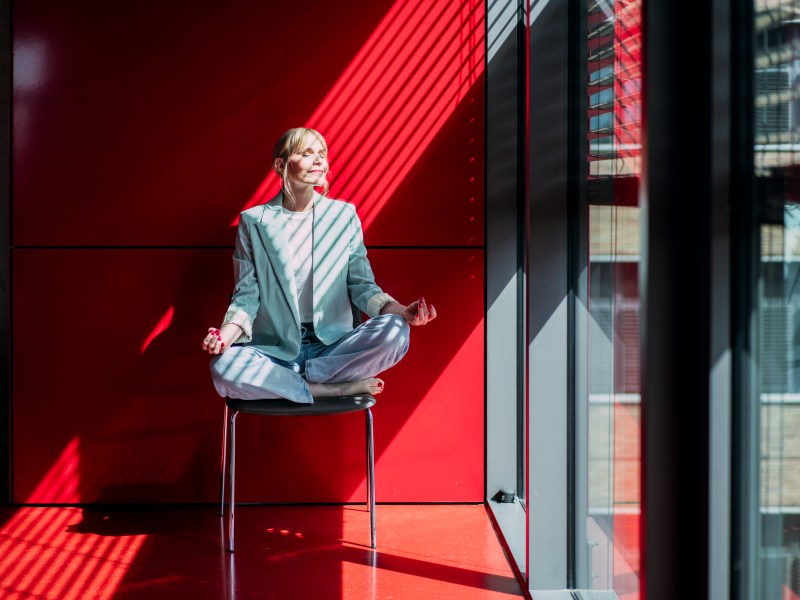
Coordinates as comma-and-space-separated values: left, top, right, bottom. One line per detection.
13, 249, 229, 503
13, 249, 483, 502
13, 0, 484, 247
11, 0, 485, 504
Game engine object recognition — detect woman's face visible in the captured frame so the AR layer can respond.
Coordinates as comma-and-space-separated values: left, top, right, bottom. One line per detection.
280, 134, 329, 191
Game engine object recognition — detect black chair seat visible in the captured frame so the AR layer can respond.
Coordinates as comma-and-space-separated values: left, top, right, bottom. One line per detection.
226, 395, 376, 416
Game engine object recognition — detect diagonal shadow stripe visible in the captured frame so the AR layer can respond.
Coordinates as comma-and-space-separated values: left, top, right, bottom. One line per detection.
236, 0, 485, 235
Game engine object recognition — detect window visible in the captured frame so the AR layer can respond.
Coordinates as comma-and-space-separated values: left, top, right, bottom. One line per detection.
581, 0, 642, 596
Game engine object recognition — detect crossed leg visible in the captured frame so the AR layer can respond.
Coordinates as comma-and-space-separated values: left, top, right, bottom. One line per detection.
305, 314, 410, 397
209, 314, 410, 403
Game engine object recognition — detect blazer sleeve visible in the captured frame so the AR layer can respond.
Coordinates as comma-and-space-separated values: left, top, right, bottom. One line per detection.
221, 215, 260, 343
345, 204, 395, 317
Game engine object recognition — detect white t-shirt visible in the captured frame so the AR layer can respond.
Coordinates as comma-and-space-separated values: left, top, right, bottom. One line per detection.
281, 206, 314, 322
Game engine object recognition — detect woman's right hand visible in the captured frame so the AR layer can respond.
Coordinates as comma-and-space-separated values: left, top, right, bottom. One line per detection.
202, 323, 242, 355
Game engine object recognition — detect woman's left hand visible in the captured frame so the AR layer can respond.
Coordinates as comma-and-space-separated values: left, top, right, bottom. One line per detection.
403, 297, 437, 326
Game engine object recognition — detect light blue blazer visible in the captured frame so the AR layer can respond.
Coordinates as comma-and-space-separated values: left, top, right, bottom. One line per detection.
221, 192, 392, 361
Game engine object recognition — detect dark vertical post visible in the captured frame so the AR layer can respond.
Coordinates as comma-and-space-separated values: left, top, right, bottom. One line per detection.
220, 404, 229, 516
228, 411, 237, 553
366, 407, 376, 549
641, 0, 733, 597
730, 0, 757, 597
0, 0, 11, 505
515, 0, 527, 505
565, 0, 587, 587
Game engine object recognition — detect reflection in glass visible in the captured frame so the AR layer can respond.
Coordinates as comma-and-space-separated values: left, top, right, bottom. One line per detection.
585, 0, 641, 597
753, 3, 800, 596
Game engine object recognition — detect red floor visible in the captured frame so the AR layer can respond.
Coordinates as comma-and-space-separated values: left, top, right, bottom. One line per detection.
0, 504, 524, 599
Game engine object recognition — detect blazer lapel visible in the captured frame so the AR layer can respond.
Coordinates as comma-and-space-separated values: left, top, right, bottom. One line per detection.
253, 193, 300, 324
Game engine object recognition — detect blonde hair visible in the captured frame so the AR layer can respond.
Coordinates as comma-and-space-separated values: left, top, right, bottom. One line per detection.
273, 127, 330, 208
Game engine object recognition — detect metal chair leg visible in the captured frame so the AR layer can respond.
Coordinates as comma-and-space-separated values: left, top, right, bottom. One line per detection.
366, 407, 376, 549
228, 410, 238, 552
219, 403, 229, 517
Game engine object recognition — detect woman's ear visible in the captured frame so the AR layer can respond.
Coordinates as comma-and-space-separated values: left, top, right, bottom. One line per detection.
274, 158, 284, 174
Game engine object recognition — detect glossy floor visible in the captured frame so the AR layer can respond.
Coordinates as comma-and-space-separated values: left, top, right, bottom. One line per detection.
0, 504, 524, 599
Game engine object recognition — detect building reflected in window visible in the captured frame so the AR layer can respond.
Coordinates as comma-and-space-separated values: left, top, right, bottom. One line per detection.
753, 1, 800, 597
585, 0, 641, 597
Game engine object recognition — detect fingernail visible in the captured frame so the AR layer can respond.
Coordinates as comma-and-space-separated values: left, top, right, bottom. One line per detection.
221, 342, 225, 347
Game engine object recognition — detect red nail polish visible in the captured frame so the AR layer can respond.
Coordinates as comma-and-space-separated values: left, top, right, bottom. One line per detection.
221, 342, 225, 347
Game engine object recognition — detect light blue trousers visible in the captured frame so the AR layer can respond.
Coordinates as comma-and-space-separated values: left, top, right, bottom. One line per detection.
209, 314, 410, 404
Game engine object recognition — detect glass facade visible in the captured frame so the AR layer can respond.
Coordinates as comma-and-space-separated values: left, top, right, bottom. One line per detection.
584, 0, 641, 597
753, 2, 800, 596
485, 0, 800, 597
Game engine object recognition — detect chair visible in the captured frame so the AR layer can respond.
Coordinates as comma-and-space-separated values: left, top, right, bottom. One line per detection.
219, 395, 377, 552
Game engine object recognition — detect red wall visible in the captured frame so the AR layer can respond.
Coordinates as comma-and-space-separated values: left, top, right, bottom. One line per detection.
12, 0, 485, 503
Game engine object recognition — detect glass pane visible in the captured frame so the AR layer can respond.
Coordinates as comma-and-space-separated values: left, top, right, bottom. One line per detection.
753, 2, 800, 596
584, 0, 641, 596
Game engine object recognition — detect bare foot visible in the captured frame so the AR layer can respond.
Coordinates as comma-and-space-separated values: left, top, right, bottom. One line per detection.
307, 378, 384, 398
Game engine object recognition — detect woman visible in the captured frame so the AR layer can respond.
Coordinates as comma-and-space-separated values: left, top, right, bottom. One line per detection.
202, 127, 436, 404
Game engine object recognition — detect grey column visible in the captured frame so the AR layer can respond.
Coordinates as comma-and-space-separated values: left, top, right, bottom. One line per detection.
527, 0, 571, 590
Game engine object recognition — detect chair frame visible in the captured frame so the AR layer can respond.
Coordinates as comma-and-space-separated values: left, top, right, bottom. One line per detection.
219, 399, 376, 552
